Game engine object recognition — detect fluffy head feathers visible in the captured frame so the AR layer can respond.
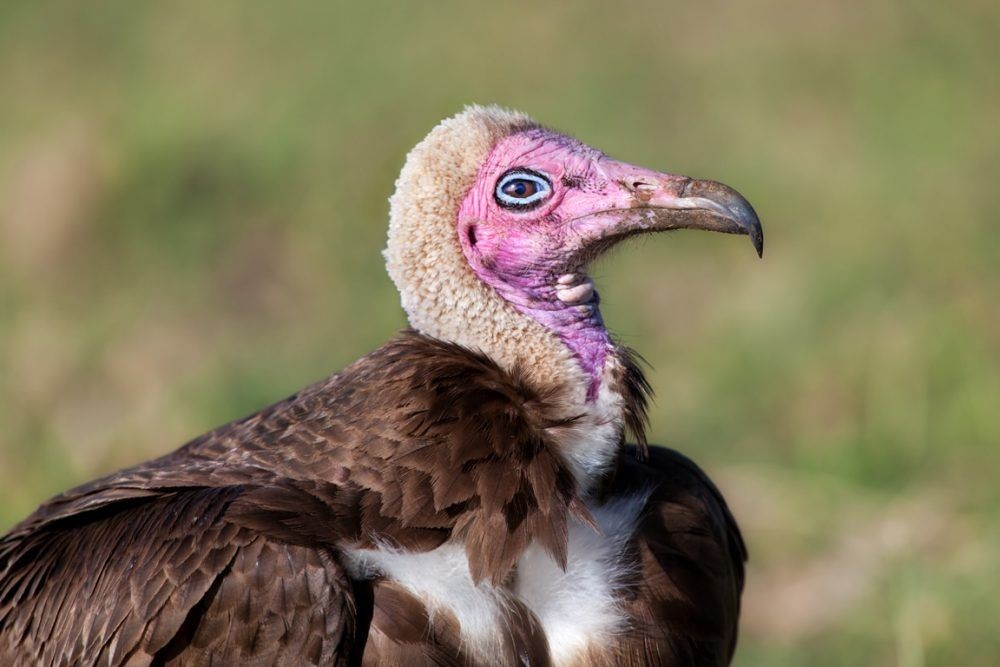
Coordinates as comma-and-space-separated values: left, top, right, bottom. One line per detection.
385, 106, 582, 390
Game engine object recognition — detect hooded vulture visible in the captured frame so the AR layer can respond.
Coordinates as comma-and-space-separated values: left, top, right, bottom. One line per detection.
0, 106, 761, 666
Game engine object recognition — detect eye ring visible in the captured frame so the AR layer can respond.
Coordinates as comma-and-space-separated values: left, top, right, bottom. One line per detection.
494, 169, 552, 210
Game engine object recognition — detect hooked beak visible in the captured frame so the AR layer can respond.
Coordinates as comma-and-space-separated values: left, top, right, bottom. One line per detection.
580, 160, 764, 258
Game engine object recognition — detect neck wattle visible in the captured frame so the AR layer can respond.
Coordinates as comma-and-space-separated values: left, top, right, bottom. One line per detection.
486, 276, 613, 400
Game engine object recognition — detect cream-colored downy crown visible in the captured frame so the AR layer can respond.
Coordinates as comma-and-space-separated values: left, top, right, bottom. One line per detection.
384, 106, 581, 390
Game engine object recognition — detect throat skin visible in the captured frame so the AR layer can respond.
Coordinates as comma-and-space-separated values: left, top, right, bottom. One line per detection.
468, 269, 613, 400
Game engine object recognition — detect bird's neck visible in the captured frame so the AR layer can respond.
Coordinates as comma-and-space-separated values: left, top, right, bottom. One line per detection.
403, 270, 602, 404
479, 273, 613, 400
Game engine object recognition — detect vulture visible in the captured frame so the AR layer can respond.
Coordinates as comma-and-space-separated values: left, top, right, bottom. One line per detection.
0, 106, 762, 666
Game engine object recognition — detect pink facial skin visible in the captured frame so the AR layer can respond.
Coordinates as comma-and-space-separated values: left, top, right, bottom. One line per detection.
456, 128, 696, 398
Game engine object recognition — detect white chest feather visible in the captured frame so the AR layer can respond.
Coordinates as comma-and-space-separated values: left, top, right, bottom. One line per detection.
346, 491, 649, 666
513, 492, 649, 664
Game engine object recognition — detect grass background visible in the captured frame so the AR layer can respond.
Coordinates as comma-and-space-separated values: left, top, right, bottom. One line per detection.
1, 1, 997, 664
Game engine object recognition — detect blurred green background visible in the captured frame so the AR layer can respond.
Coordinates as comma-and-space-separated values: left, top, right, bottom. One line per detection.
1, 1, 997, 664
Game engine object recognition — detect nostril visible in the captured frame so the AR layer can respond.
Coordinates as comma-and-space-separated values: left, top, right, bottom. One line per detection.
467, 225, 477, 246
630, 179, 658, 202
631, 180, 657, 192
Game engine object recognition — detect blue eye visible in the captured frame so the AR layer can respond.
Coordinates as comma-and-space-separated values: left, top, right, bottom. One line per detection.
495, 169, 552, 209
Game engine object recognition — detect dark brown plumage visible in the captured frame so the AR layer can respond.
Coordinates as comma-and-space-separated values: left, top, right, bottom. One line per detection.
0, 332, 744, 665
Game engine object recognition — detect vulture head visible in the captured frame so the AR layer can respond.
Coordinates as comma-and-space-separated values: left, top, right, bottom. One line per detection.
386, 106, 761, 405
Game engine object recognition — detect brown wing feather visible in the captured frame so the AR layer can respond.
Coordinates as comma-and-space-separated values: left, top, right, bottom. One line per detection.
602, 444, 747, 667
0, 486, 361, 666
155, 535, 358, 665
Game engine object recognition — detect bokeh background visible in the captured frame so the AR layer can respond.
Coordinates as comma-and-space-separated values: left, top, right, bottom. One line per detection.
1, 1, 997, 664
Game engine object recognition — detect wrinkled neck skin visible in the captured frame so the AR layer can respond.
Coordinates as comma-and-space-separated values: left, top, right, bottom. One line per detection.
473, 270, 611, 399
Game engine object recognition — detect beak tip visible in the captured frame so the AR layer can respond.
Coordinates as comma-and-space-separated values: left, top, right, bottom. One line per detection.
740, 212, 764, 258
678, 178, 764, 259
